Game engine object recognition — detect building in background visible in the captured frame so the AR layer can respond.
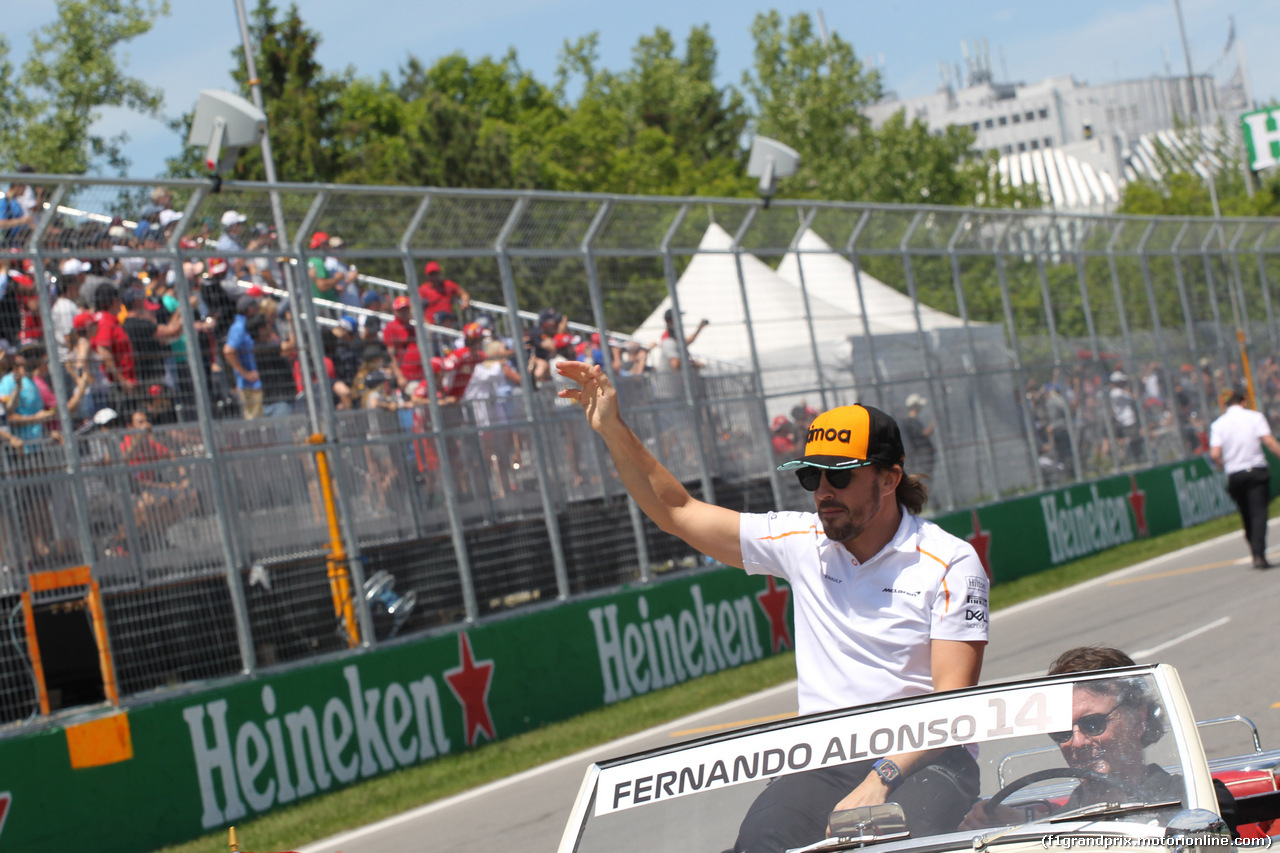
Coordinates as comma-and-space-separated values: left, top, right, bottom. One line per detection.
865, 39, 1252, 211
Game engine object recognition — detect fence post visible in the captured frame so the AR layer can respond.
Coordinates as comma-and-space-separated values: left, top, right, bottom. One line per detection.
1104, 221, 1157, 467
1136, 220, 1191, 462
162, 185, 258, 675
291, 191, 375, 647
29, 184, 100, 574
397, 192, 479, 622
659, 205, 718, 508
1255, 227, 1278, 350
729, 208, 786, 510
579, 200, 653, 583
845, 211, 887, 412
787, 207, 831, 412
993, 215, 1049, 491
493, 197, 572, 601
945, 212, 1001, 497
899, 211, 958, 509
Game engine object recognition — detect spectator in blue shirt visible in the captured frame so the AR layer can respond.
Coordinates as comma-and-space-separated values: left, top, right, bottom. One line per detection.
0, 344, 54, 440
223, 296, 263, 419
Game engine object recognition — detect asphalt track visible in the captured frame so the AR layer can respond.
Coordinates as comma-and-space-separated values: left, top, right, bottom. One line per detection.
299, 519, 1280, 853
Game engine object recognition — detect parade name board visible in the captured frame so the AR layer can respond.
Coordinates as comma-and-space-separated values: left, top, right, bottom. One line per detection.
594, 684, 1073, 815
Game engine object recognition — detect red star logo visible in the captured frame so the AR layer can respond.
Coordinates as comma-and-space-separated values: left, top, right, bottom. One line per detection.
444, 632, 496, 747
1128, 475, 1148, 537
967, 510, 993, 580
755, 577, 793, 653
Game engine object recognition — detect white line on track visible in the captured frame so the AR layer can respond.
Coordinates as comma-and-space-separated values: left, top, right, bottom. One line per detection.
297, 680, 797, 852
1131, 616, 1231, 658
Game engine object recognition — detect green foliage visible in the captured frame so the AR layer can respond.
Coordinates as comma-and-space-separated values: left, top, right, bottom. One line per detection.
0, 0, 170, 174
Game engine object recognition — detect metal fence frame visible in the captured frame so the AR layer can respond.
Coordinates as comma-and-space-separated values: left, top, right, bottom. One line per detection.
1, 173, 1277, 732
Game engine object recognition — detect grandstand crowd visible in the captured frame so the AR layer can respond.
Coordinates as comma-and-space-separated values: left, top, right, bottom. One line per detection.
3, 175, 1277, 493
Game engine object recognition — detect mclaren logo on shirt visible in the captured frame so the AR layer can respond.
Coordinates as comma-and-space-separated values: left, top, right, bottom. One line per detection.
882, 587, 921, 597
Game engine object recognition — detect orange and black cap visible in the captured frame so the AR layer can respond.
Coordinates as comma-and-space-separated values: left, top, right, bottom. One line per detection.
776, 404, 905, 471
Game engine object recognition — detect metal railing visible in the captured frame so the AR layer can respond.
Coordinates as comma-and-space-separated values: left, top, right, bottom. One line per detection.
1, 174, 1277, 730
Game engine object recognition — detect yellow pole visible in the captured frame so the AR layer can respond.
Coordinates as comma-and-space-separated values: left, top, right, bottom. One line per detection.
20, 592, 50, 715
87, 580, 120, 706
229, 826, 239, 852
1239, 329, 1257, 410
308, 434, 359, 647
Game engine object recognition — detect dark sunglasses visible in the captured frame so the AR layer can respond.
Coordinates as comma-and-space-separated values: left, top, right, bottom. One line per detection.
1048, 704, 1125, 744
796, 466, 856, 492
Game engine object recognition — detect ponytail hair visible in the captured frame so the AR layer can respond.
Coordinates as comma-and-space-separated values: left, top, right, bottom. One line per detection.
879, 464, 929, 514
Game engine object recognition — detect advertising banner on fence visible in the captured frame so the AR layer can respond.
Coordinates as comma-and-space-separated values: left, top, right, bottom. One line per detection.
0, 570, 794, 853
931, 456, 1233, 584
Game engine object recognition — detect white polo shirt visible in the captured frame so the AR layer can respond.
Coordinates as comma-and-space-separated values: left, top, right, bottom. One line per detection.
1209, 404, 1272, 475
740, 508, 989, 716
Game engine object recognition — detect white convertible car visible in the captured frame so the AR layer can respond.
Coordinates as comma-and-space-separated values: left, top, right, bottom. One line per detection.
558, 665, 1280, 853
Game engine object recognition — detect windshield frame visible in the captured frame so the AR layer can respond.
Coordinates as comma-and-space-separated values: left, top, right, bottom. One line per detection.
558, 663, 1218, 853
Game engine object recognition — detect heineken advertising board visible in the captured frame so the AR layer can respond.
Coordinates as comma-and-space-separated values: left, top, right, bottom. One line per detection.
932, 455, 1233, 583
0, 455, 1237, 852
0, 570, 794, 852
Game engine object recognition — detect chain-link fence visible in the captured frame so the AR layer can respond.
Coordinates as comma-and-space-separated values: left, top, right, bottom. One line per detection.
1, 173, 1277, 730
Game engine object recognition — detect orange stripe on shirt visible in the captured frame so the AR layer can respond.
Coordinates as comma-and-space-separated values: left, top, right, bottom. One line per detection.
755, 526, 817, 542
918, 546, 952, 612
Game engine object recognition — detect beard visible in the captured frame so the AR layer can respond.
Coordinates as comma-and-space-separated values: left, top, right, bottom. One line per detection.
818, 482, 884, 544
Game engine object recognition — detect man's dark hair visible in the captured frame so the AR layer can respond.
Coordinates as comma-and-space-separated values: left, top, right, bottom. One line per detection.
245, 314, 267, 337
1049, 646, 1164, 746
93, 283, 118, 312
878, 464, 929, 515
121, 287, 145, 310
1049, 646, 1136, 675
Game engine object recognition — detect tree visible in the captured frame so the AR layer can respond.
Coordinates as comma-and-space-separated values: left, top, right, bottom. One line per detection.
225, 0, 347, 183
744, 11, 1034, 208
0, 0, 170, 174
540, 28, 752, 197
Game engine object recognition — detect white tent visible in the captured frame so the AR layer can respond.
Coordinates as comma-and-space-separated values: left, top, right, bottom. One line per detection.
631, 223, 865, 369
774, 228, 966, 334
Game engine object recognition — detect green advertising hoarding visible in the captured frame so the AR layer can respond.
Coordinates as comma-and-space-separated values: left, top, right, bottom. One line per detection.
932, 456, 1234, 583
0, 569, 795, 853
0, 455, 1238, 852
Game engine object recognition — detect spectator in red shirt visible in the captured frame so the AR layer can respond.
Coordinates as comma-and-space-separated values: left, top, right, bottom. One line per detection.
14, 274, 42, 345
91, 283, 136, 391
418, 261, 469, 324
441, 323, 488, 399
383, 295, 414, 363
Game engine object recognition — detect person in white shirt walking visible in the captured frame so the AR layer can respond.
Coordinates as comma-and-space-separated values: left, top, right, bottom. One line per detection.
555, 360, 989, 850
1209, 389, 1280, 569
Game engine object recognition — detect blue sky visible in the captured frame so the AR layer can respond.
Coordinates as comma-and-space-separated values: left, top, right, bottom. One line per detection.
6, 0, 1275, 178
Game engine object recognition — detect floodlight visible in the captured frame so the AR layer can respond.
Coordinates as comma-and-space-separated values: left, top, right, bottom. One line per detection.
187, 89, 267, 173
747, 136, 801, 201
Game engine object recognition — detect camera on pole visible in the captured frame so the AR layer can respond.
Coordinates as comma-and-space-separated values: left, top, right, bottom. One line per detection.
187, 89, 267, 184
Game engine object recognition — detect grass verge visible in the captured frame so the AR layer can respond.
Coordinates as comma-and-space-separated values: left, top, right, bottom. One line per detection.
155, 510, 1255, 852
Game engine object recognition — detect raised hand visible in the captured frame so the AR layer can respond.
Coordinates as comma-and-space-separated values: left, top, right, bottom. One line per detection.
556, 361, 619, 434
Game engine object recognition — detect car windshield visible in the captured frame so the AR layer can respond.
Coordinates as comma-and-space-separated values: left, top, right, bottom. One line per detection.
560, 667, 1202, 853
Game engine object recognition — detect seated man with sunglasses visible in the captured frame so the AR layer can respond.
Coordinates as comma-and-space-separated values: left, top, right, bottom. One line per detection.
557, 361, 989, 852
962, 647, 1186, 830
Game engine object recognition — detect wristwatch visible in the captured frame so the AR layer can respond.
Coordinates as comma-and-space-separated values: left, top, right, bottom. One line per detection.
872, 758, 902, 790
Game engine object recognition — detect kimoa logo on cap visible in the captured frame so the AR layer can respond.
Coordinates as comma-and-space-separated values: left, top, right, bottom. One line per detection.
807, 427, 853, 444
